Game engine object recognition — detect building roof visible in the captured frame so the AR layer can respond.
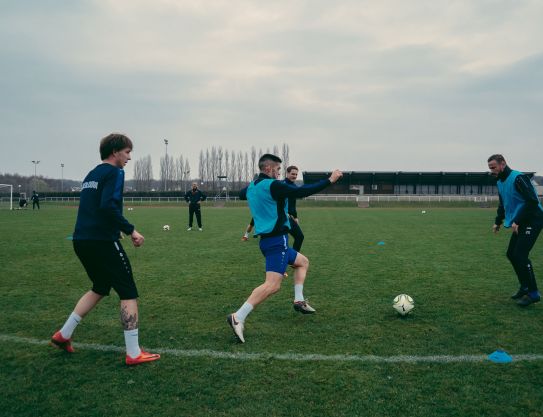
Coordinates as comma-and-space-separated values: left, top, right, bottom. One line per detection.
302, 171, 535, 185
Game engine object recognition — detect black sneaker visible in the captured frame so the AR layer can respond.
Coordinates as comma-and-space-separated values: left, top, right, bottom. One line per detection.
511, 288, 528, 300
517, 294, 541, 307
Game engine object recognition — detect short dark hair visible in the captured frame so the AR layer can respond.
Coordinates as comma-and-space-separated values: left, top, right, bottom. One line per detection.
488, 154, 506, 164
258, 153, 282, 170
286, 165, 298, 173
100, 133, 133, 160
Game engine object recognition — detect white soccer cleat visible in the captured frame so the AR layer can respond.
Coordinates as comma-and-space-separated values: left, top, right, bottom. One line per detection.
187, 227, 192, 231
227, 314, 245, 343
198, 228, 203, 231
293, 300, 316, 314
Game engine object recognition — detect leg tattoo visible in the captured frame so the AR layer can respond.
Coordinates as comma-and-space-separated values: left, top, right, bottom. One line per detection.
120, 305, 139, 330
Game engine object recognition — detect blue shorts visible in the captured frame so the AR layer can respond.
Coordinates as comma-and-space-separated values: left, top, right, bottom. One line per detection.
259, 234, 298, 274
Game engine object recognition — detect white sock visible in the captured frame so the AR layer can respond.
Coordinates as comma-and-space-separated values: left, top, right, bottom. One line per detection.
124, 329, 142, 358
294, 284, 304, 302
235, 302, 254, 323
243, 232, 249, 238
60, 312, 82, 339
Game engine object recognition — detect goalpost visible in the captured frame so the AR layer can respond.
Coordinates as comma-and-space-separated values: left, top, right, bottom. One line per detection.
0, 184, 13, 210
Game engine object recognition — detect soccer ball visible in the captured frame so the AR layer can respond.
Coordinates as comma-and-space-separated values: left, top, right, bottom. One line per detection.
163, 225, 170, 231
393, 294, 414, 316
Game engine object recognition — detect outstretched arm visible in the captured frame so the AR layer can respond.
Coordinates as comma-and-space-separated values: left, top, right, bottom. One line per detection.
271, 170, 343, 200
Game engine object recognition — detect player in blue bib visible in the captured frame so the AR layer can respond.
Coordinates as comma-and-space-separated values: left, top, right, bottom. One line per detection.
227, 153, 342, 343
489, 154, 543, 306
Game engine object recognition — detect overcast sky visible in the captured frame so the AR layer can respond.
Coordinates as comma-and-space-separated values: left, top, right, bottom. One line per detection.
1, 0, 542, 181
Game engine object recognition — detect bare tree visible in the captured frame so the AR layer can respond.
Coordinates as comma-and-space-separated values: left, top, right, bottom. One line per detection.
133, 155, 153, 191
230, 150, 236, 190
144, 156, 153, 191
217, 146, 224, 178
210, 146, 218, 193
273, 145, 279, 156
282, 143, 290, 175
160, 154, 175, 191
244, 152, 250, 182
175, 156, 184, 191
205, 149, 211, 188
184, 158, 191, 192
250, 146, 257, 178
133, 158, 144, 192
198, 150, 204, 187
237, 151, 243, 187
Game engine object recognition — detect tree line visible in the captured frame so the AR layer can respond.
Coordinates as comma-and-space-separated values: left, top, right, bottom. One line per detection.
0, 143, 291, 195
133, 144, 290, 194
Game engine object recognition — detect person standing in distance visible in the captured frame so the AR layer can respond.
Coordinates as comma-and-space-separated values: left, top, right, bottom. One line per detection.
227, 154, 342, 343
31, 191, 40, 210
50, 133, 160, 365
184, 182, 207, 231
489, 154, 543, 306
284, 165, 304, 252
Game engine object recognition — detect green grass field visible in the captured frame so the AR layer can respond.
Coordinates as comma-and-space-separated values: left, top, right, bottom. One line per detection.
1, 206, 542, 417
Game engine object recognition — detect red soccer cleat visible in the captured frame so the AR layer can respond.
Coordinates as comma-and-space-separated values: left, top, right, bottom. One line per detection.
50, 330, 75, 353
125, 350, 161, 366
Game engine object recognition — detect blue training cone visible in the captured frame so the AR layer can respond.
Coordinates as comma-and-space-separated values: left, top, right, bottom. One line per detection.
377, 241, 385, 246
488, 350, 512, 363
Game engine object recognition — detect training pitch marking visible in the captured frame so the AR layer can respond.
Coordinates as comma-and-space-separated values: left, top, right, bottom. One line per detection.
2, 334, 543, 363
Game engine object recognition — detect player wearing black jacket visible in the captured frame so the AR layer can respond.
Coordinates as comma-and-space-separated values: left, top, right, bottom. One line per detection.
31, 191, 40, 210
284, 166, 304, 252
184, 183, 207, 231
50, 134, 160, 365
489, 154, 543, 307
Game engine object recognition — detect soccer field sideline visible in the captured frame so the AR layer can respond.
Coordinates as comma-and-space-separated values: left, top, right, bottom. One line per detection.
3, 334, 543, 364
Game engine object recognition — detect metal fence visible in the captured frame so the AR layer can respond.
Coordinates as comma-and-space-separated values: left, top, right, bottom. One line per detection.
304, 194, 502, 203
5, 194, 543, 206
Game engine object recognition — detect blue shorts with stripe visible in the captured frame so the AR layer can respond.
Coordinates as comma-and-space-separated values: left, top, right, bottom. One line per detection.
259, 234, 298, 274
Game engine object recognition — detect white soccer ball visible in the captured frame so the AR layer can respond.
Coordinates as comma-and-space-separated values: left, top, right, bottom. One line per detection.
163, 225, 170, 231
393, 294, 414, 316
127, 207, 134, 211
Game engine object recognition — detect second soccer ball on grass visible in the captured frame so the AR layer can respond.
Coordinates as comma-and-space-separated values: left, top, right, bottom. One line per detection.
393, 294, 414, 316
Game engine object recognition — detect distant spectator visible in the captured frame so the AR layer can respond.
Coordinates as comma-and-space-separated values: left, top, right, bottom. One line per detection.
31, 191, 40, 210
184, 182, 207, 231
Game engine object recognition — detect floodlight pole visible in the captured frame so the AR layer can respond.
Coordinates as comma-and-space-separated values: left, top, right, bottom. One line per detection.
163, 139, 169, 191
61, 163, 64, 192
31, 160, 40, 191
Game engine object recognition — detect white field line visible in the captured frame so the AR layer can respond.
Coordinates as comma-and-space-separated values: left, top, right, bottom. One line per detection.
2, 334, 543, 363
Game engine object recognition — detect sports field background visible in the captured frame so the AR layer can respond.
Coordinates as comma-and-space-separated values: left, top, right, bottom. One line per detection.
1, 205, 542, 416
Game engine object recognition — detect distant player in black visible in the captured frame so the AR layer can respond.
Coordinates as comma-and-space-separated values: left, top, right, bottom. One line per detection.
184, 182, 207, 231
489, 154, 543, 307
31, 191, 40, 210
241, 218, 255, 241
50, 133, 160, 365
284, 165, 304, 252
